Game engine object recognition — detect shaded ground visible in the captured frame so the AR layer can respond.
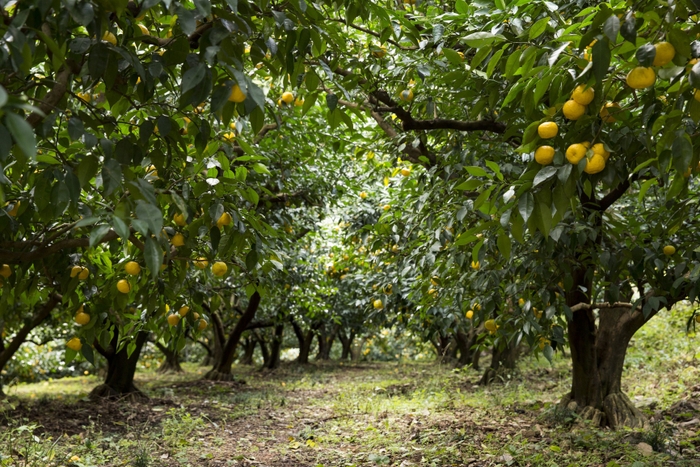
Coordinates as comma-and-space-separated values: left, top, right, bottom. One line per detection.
1, 309, 699, 466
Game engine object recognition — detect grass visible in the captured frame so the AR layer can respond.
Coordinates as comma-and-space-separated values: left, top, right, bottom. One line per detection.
0, 308, 698, 466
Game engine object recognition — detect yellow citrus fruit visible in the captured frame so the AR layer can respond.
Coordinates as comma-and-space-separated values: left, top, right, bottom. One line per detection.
66, 338, 82, 351
373, 299, 384, 310
571, 85, 595, 105
178, 306, 189, 317
223, 132, 235, 142
592, 143, 610, 161
484, 319, 498, 333
518, 298, 525, 306
229, 84, 246, 103
0, 264, 11, 278
171, 233, 185, 247
566, 143, 587, 164
584, 154, 606, 174
428, 288, 437, 296
471, 260, 480, 270
173, 212, 186, 226
653, 42, 675, 66
466, 310, 474, 319
600, 102, 621, 123
562, 99, 586, 120
7, 201, 19, 216
78, 267, 89, 280
167, 314, 181, 327
400, 168, 411, 177
74, 312, 90, 326
399, 89, 414, 102
117, 279, 131, 294
294, 97, 304, 106
383, 204, 391, 211
102, 31, 117, 45
281, 92, 294, 104
474, 303, 481, 311
626, 67, 655, 89
695, 315, 700, 324
694, 89, 700, 103
217, 212, 232, 228
663, 245, 676, 256
534, 146, 555, 165
198, 319, 208, 331
124, 261, 141, 275
194, 258, 209, 269
372, 45, 387, 58
537, 122, 558, 139
137, 24, 149, 35
359, 191, 368, 199
212, 261, 228, 277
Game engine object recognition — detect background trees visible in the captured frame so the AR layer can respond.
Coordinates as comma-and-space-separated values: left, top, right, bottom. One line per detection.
1, 0, 700, 430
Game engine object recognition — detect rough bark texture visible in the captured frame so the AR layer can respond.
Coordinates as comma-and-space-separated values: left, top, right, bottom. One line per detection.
240, 337, 256, 365
338, 330, 355, 360
266, 324, 284, 370
91, 331, 149, 400
454, 328, 480, 369
479, 342, 518, 385
254, 331, 270, 367
0, 294, 61, 397
203, 292, 261, 381
292, 320, 316, 364
316, 324, 337, 360
154, 341, 183, 374
432, 332, 456, 364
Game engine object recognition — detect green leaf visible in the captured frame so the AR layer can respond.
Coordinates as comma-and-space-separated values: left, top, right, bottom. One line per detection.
497, 232, 511, 261
543, 344, 553, 363
89, 224, 112, 248
182, 63, 207, 94
135, 200, 163, 235
518, 193, 534, 223
638, 178, 658, 203
672, 132, 693, 174
144, 237, 163, 278
77, 155, 99, 188
592, 38, 611, 85
465, 166, 488, 177
620, 11, 636, 43
462, 32, 504, 48
635, 43, 656, 67
529, 17, 550, 40
533, 167, 557, 187
4, 112, 36, 160
455, 179, 483, 191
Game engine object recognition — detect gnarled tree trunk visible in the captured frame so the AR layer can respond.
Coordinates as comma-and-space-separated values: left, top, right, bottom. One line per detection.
266, 324, 284, 369
154, 341, 183, 374
240, 336, 256, 365
316, 323, 337, 360
479, 340, 518, 385
292, 320, 316, 364
432, 332, 455, 364
91, 330, 149, 400
203, 292, 261, 381
338, 329, 355, 360
454, 328, 480, 369
253, 330, 270, 367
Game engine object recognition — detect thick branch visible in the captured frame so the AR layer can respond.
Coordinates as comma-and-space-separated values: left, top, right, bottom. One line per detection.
26, 68, 72, 128
570, 302, 635, 313
597, 175, 637, 212
0, 293, 62, 370
138, 21, 214, 48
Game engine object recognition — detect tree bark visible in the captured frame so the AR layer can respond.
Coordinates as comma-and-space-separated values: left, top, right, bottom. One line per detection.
454, 328, 479, 368
316, 323, 337, 360
203, 292, 261, 381
240, 337, 256, 365
90, 330, 149, 400
479, 341, 518, 385
154, 341, 183, 374
432, 332, 455, 364
266, 324, 284, 369
292, 320, 316, 364
0, 294, 61, 397
338, 330, 355, 360
253, 330, 270, 367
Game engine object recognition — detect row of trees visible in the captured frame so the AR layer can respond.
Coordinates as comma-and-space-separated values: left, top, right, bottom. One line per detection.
2, 0, 700, 429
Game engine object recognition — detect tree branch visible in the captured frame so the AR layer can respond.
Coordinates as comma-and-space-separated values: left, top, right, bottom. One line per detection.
0, 230, 120, 264
26, 68, 73, 129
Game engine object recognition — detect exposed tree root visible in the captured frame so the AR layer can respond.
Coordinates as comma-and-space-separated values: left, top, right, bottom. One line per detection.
604, 392, 648, 429
202, 369, 236, 382
88, 384, 148, 402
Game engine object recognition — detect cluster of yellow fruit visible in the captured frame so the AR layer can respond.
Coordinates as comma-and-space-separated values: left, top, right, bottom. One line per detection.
165, 305, 207, 330
70, 265, 90, 280
626, 42, 676, 90
538, 336, 551, 350
278, 91, 302, 107
74, 304, 90, 326
484, 319, 498, 334
193, 257, 228, 277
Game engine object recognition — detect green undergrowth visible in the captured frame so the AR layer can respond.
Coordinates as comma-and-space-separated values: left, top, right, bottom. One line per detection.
0, 309, 698, 466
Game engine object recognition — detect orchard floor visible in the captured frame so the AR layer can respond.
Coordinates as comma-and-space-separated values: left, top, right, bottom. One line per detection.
1, 311, 700, 466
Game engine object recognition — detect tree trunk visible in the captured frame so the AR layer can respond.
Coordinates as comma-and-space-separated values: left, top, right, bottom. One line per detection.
203, 291, 261, 381
91, 330, 149, 400
479, 341, 518, 385
455, 328, 478, 368
432, 332, 454, 364
316, 324, 337, 360
0, 294, 61, 397
254, 330, 270, 367
240, 337, 256, 365
266, 324, 284, 369
154, 341, 183, 373
338, 330, 355, 360
292, 320, 316, 364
